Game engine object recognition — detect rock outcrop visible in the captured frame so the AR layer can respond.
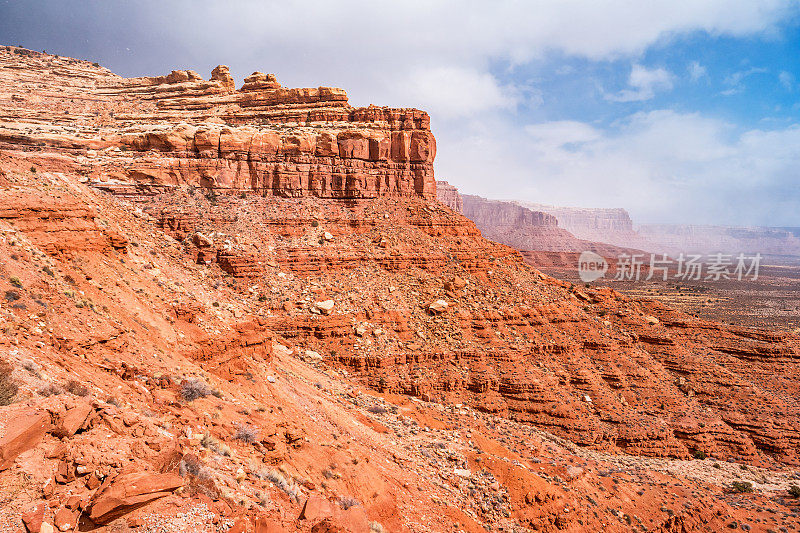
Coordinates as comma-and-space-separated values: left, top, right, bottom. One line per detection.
436, 180, 463, 213
516, 202, 637, 242
461, 193, 640, 257
0, 46, 437, 200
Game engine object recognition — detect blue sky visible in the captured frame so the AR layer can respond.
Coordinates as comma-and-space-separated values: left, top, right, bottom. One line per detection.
1, 0, 799, 226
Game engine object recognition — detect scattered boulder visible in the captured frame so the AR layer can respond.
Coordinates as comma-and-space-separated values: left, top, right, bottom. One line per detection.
51, 400, 93, 438
303, 350, 323, 362
22, 502, 46, 533
88, 471, 183, 524
300, 494, 335, 522
428, 300, 449, 314
314, 300, 335, 315
53, 507, 78, 532
0, 409, 50, 470
444, 275, 467, 291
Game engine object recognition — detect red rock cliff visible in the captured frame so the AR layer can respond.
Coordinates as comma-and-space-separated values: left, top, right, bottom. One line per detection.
0, 47, 437, 199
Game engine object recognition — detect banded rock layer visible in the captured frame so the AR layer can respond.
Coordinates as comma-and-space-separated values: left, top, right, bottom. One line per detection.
0, 46, 436, 199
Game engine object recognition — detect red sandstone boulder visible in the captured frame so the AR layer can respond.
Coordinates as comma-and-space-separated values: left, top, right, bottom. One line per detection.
253, 516, 287, 533
299, 494, 335, 522
0, 409, 50, 471
53, 507, 78, 532
21, 502, 46, 533
51, 400, 93, 438
87, 471, 183, 524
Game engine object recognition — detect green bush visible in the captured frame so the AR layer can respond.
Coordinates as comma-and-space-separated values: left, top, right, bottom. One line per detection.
729, 481, 753, 493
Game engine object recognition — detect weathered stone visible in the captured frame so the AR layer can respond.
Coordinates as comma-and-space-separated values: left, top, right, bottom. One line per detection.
88, 472, 183, 524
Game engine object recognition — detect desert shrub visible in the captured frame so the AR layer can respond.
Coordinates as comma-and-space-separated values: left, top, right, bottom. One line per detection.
366, 405, 387, 415
338, 496, 360, 510
180, 378, 216, 401
311, 220, 319, 228
38, 383, 64, 397
200, 432, 231, 456
0, 359, 18, 406
234, 423, 260, 444
20, 359, 40, 377
8, 277, 22, 288
262, 469, 301, 502
178, 455, 209, 478
692, 450, 707, 460
789, 485, 800, 498
729, 481, 754, 494
65, 379, 89, 396
106, 396, 120, 406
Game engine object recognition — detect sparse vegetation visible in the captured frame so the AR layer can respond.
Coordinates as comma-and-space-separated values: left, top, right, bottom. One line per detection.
4, 290, 20, 302
180, 378, 218, 401
311, 220, 319, 227
789, 485, 800, 498
729, 481, 754, 494
338, 496, 360, 510
65, 379, 89, 396
200, 432, 231, 456
692, 450, 707, 460
261, 469, 301, 502
366, 405, 387, 415
38, 383, 64, 397
9, 276, 22, 288
234, 423, 260, 444
322, 467, 340, 480
0, 358, 18, 406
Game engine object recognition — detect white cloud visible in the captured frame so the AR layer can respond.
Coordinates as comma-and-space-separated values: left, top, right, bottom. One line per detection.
779, 70, 795, 90
721, 67, 769, 95
439, 111, 800, 225
605, 64, 675, 102
400, 66, 519, 119
689, 61, 708, 81
135, 0, 793, 115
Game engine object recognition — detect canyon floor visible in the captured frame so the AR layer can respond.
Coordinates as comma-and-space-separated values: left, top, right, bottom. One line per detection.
1, 46, 799, 533
533, 261, 800, 333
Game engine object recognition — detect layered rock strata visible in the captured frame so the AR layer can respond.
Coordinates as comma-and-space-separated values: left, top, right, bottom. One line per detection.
0, 46, 436, 199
